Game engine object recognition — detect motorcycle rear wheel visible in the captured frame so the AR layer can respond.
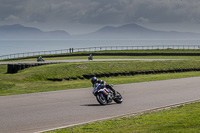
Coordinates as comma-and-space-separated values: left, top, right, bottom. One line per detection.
114, 92, 123, 104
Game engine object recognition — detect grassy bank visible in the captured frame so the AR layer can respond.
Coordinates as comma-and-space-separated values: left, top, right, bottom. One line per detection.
49, 101, 200, 133
12, 60, 200, 80
1, 60, 200, 96
1, 72, 200, 96
1, 49, 200, 96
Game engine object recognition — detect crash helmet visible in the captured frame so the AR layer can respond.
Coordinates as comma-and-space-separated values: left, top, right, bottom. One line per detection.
99, 80, 104, 84
91, 77, 97, 84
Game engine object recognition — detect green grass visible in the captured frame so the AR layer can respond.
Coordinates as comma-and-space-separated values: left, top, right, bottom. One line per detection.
2, 72, 200, 96
1, 60, 200, 96
1, 50, 200, 96
0, 64, 6, 73
16, 60, 200, 80
49, 101, 200, 133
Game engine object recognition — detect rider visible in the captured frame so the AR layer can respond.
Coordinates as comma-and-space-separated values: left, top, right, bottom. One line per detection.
37, 56, 44, 61
91, 77, 117, 96
88, 54, 93, 60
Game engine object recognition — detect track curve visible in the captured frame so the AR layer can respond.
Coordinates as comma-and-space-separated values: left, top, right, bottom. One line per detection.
0, 58, 186, 65
0, 77, 200, 133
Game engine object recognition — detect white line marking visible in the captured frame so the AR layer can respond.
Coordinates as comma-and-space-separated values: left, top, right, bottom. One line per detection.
35, 99, 200, 133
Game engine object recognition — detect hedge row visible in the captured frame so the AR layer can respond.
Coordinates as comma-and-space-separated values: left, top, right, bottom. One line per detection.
47, 68, 200, 81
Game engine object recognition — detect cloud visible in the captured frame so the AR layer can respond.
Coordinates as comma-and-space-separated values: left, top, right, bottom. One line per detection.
1, 0, 200, 26
138, 17, 149, 23
5, 15, 20, 22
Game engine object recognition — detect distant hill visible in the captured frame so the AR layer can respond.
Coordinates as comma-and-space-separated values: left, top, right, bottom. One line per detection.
79, 23, 200, 39
0, 24, 70, 39
0, 23, 200, 40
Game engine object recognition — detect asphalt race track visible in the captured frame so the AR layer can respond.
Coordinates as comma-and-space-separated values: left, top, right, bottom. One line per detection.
0, 77, 200, 133
0, 58, 186, 65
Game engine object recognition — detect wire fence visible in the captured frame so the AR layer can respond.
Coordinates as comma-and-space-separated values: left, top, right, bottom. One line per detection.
1, 45, 200, 60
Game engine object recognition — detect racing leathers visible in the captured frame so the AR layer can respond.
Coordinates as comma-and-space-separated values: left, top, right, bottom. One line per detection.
92, 79, 117, 96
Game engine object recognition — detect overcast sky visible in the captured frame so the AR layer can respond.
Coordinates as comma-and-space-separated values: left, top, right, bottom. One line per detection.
1, 0, 200, 34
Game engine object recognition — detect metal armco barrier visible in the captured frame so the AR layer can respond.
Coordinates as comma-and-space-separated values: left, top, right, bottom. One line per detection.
1, 45, 200, 60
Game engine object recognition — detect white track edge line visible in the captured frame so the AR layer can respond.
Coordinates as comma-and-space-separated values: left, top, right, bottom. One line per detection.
35, 99, 200, 133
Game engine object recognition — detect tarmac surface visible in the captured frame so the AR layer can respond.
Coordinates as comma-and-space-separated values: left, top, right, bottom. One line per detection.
0, 58, 186, 64
0, 77, 200, 133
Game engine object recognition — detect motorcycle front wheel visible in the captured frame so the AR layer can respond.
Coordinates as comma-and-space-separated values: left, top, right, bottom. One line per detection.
96, 93, 108, 105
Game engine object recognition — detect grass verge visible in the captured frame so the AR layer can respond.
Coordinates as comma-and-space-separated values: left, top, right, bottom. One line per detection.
1, 57, 200, 96
1, 70, 200, 96
48, 101, 200, 133
12, 60, 200, 80
1, 60, 200, 96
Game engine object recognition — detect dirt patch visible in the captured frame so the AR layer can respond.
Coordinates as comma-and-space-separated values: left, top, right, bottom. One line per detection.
76, 65, 88, 69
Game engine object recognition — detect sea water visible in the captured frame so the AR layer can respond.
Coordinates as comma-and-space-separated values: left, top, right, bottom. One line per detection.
0, 39, 200, 56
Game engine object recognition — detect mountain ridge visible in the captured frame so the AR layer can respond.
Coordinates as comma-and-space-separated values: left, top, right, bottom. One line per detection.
0, 23, 200, 39
0, 24, 70, 39
85, 23, 200, 39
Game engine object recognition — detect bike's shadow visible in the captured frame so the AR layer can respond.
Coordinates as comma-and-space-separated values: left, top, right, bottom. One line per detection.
80, 103, 117, 106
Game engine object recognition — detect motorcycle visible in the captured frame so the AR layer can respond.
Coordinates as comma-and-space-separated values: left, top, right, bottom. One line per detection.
88, 54, 93, 61
37, 56, 45, 62
93, 84, 123, 105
